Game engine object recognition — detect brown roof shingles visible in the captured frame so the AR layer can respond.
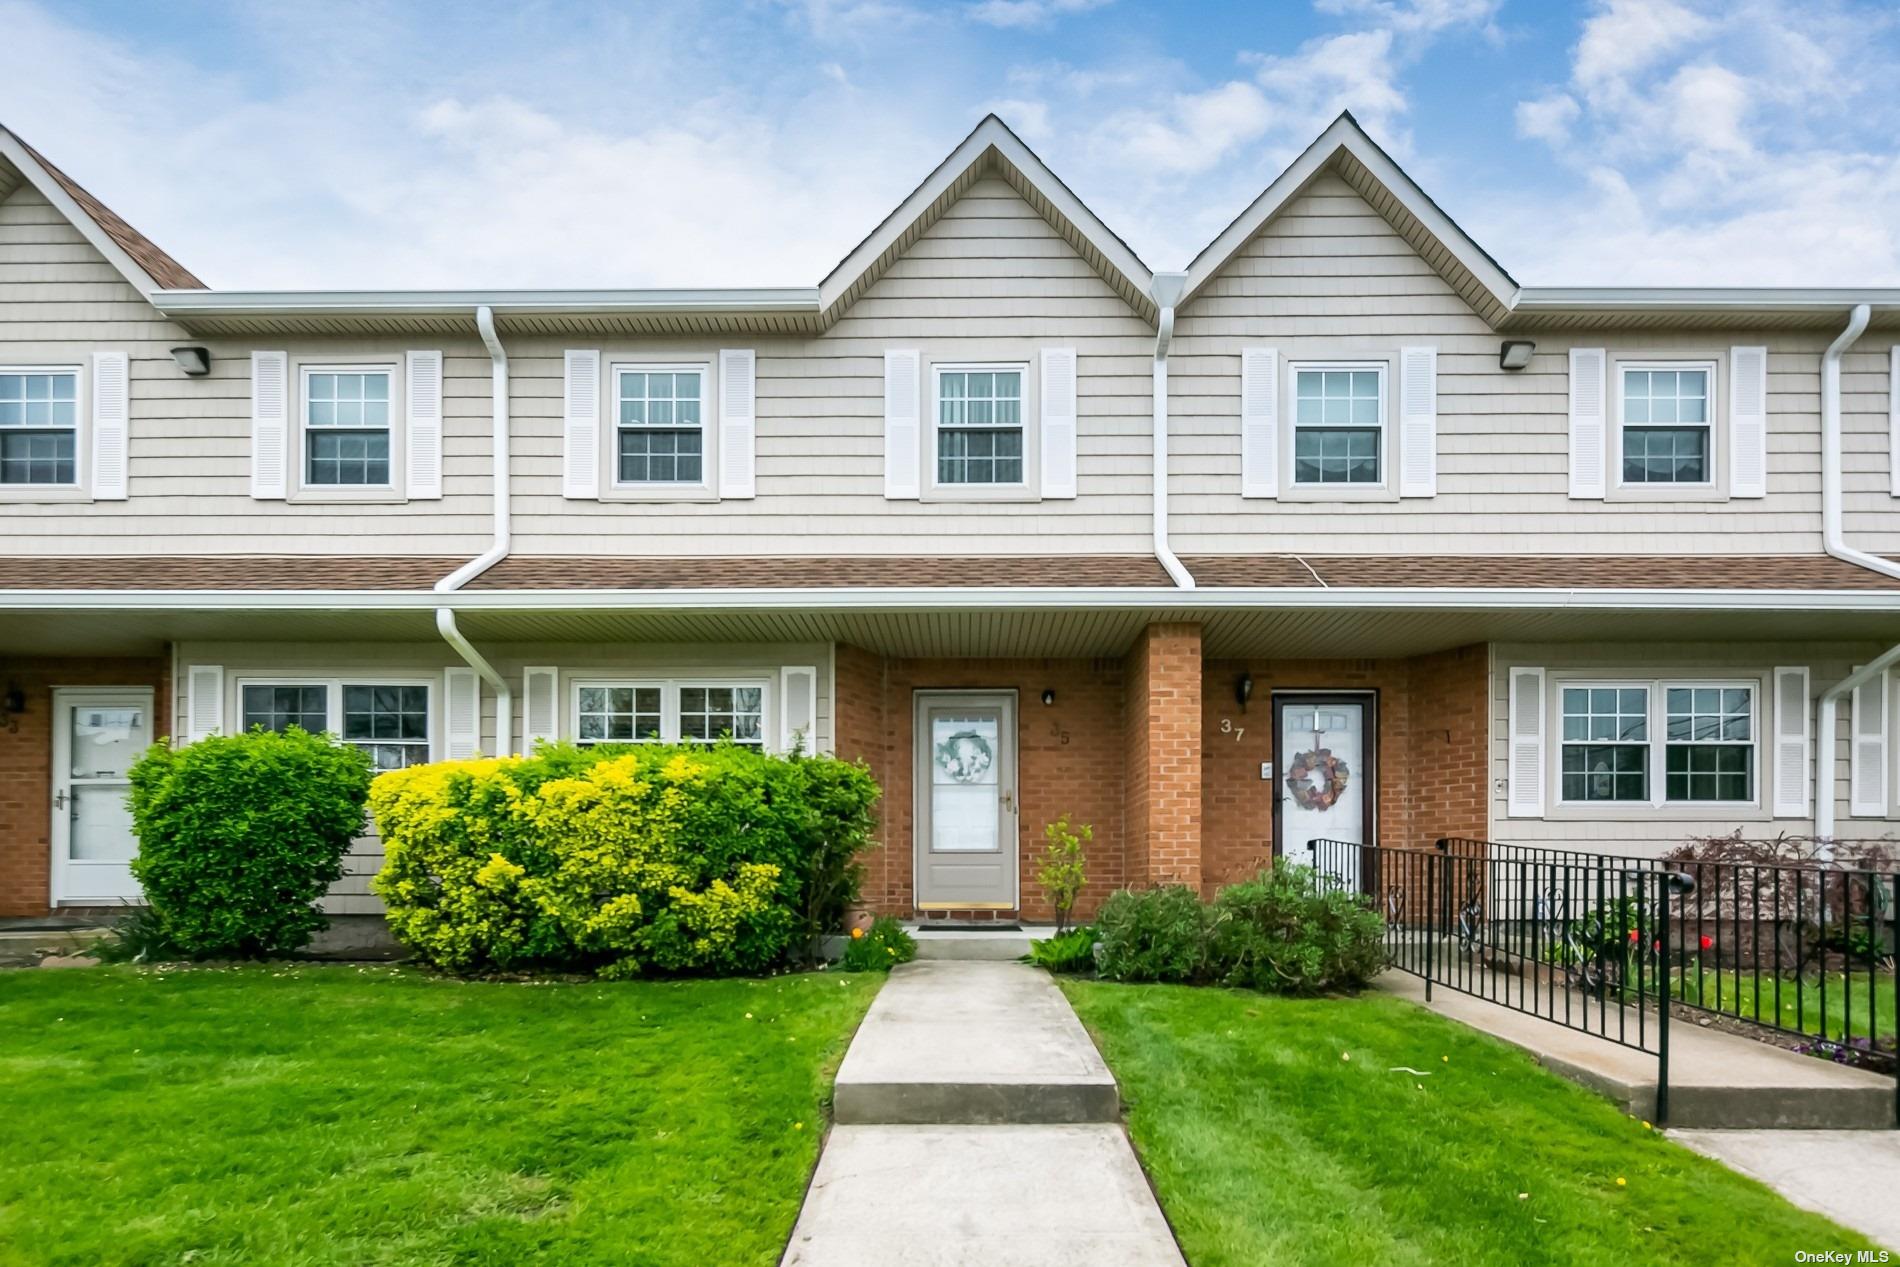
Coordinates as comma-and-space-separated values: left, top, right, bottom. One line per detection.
14, 137, 206, 290
0, 554, 1897, 594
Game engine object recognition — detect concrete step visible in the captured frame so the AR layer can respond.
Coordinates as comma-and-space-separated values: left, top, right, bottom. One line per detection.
833, 960, 1119, 1125
909, 924, 1045, 961
782, 1125, 1184, 1266
1378, 974, 1897, 1130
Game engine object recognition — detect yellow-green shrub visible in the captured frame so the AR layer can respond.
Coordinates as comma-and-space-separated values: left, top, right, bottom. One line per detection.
369, 743, 878, 977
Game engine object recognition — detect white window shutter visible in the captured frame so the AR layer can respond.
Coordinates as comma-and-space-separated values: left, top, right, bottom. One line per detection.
444, 667, 481, 760
405, 350, 443, 500
90, 350, 129, 501
562, 349, 600, 500
780, 665, 817, 753
1729, 346, 1768, 499
884, 349, 921, 499
1567, 347, 1606, 500
251, 351, 289, 500
1507, 667, 1545, 817
522, 666, 559, 753
1889, 346, 1899, 498
718, 348, 756, 499
184, 665, 224, 743
1850, 669, 1888, 818
1398, 345, 1437, 498
1771, 666, 1810, 818
1240, 347, 1278, 499
1039, 347, 1078, 499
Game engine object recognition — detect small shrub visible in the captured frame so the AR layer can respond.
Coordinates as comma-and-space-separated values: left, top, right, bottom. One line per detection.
370, 742, 879, 977
1027, 924, 1097, 974
128, 729, 372, 958
93, 904, 186, 964
1208, 861, 1385, 994
840, 915, 916, 972
1095, 886, 1211, 983
1038, 814, 1091, 934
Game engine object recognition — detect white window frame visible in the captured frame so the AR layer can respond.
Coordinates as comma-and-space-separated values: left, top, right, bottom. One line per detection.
1283, 359, 1393, 499
0, 364, 85, 496
1612, 360, 1719, 493
1552, 675, 1761, 812
607, 361, 714, 495
233, 675, 440, 770
568, 677, 772, 747
296, 362, 401, 496
928, 361, 1032, 495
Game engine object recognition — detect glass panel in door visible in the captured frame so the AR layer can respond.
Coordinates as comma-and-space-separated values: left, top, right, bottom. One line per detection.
60, 699, 146, 897
931, 713, 1001, 853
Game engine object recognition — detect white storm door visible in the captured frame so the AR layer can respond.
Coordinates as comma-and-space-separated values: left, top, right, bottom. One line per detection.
1276, 694, 1374, 889
52, 689, 152, 904
913, 692, 1018, 910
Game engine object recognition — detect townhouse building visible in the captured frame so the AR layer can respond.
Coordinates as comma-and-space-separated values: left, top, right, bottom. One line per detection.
2, 113, 1897, 926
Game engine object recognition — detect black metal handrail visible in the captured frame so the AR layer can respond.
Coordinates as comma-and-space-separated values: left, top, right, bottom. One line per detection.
1330, 835, 1899, 1128
1308, 836, 1696, 1120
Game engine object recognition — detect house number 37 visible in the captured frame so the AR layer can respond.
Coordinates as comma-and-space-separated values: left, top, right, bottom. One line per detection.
1219, 718, 1246, 741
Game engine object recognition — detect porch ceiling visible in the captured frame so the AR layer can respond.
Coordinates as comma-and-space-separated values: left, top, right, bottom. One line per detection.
4, 603, 1898, 661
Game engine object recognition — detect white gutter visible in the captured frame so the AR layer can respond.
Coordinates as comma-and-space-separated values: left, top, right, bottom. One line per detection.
434, 305, 513, 755
9, 586, 1900, 614
150, 287, 818, 317
1149, 271, 1193, 589
1811, 302, 1900, 839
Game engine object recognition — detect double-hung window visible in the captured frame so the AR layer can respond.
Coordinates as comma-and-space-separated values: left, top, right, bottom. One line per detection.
239, 680, 432, 771
305, 368, 393, 487
572, 680, 766, 747
1559, 679, 1756, 807
1620, 365, 1711, 485
1291, 364, 1383, 486
616, 366, 705, 486
935, 366, 1025, 486
0, 368, 79, 486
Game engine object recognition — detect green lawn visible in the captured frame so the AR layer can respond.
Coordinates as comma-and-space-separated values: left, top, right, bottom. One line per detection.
1061, 979, 1881, 1267
0, 964, 879, 1267
1668, 968, 1897, 1042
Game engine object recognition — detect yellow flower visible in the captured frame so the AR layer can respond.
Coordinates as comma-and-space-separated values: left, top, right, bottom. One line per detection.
851, 928, 865, 940
1615, 1177, 1627, 1187
793, 1121, 804, 1131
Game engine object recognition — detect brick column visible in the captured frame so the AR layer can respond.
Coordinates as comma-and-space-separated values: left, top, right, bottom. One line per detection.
1123, 622, 1202, 890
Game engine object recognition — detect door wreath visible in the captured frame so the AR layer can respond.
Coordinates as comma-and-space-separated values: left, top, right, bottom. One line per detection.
1284, 748, 1351, 812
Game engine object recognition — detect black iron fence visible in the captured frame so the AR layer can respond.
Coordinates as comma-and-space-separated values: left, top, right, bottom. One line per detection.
1308, 835, 1900, 1126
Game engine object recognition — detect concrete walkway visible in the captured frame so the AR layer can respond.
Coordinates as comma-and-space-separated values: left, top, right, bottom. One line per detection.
1375, 973, 1894, 1129
1671, 1129, 1900, 1250
783, 961, 1183, 1266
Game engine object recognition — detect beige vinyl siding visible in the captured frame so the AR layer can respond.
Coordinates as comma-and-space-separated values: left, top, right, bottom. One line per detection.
1169, 171, 1890, 556
173, 640, 833, 914
508, 176, 1156, 555
1490, 642, 1900, 858
0, 186, 492, 555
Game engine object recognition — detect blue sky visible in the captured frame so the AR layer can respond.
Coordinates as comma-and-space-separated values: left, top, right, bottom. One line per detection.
4, 0, 1898, 289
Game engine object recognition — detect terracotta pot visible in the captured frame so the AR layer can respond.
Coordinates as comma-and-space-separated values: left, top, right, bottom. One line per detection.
844, 905, 876, 934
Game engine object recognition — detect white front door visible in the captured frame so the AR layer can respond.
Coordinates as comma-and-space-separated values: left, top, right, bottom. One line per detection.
52, 689, 152, 904
1275, 693, 1375, 889
913, 691, 1018, 911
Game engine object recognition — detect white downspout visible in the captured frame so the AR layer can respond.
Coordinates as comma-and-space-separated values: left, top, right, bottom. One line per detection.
435, 305, 513, 754
1813, 302, 1898, 839
1150, 271, 1193, 589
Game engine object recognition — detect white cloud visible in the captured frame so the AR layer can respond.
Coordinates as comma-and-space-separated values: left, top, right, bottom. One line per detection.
966, 0, 1111, 29
1515, 92, 1579, 145
1314, 0, 1501, 35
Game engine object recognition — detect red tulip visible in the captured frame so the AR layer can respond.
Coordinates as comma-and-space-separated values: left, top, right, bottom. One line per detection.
1699, 935, 1713, 951
1627, 929, 1639, 943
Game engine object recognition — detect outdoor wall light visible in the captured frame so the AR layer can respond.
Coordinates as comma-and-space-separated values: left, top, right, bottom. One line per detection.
1235, 672, 1254, 713
3, 682, 23, 714
1041, 689, 1056, 706
1498, 339, 1536, 371
170, 346, 211, 376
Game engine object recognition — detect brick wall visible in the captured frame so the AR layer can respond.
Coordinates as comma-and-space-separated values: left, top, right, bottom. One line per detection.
0, 656, 170, 916
1123, 623, 1203, 889
1200, 645, 1488, 892
835, 647, 1129, 921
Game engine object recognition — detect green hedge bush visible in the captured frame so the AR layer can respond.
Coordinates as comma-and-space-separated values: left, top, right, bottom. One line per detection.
129, 729, 372, 957
369, 742, 879, 978
1094, 861, 1385, 994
